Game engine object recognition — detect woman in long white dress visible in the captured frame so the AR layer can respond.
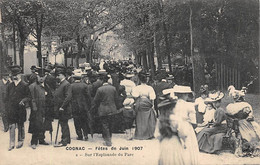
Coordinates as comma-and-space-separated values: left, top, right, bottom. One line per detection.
159, 85, 199, 165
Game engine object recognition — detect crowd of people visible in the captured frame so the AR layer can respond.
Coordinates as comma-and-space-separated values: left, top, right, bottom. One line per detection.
0, 60, 260, 164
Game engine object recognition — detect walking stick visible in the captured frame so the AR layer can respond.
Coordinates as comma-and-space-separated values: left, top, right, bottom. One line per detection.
54, 120, 60, 147
50, 131, 52, 145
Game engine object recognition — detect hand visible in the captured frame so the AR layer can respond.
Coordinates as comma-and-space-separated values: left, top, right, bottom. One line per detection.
59, 107, 64, 111
19, 101, 25, 106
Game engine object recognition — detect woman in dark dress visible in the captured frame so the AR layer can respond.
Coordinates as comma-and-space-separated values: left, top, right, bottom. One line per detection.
132, 73, 157, 140
196, 91, 227, 154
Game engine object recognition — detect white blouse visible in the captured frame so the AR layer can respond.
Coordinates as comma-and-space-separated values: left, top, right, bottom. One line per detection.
132, 84, 156, 100
195, 97, 207, 113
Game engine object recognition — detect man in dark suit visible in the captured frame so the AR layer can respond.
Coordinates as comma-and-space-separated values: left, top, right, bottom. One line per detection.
93, 72, 119, 146
0, 73, 10, 132
53, 67, 72, 147
91, 72, 104, 97
28, 68, 54, 149
66, 66, 75, 84
154, 75, 171, 117
6, 65, 30, 151
71, 74, 92, 141
25, 65, 37, 85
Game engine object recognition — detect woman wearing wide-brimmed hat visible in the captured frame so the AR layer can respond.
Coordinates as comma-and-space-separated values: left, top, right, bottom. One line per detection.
226, 86, 260, 157
159, 85, 199, 165
196, 91, 227, 154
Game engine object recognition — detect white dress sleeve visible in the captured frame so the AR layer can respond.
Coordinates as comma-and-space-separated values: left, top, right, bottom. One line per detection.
148, 86, 156, 100
131, 86, 139, 98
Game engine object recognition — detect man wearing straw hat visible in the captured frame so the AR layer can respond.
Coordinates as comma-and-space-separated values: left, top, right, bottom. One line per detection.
71, 73, 92, 141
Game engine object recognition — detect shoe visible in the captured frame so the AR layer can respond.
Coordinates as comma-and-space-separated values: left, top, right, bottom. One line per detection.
4, 128, 8, 132
127, 137, 133, 141
8, 146, 15, 151
84, 136, 88, 141
31, 144, 36, 149
16, 142, 23, 149
103, 142, 112, 147
77, 137, 83, 140
39, 141, 49, 145
54, 143, 67, 147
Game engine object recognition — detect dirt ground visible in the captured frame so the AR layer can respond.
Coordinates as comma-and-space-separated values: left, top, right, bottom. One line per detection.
0, 94, 259, 165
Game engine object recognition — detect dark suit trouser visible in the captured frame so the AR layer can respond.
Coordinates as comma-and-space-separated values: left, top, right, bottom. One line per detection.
31, 131, 45, 145
60, 119, 70, 145
101, 115, 114, 144
1, 111, 9, 131
74, 115, 88, 139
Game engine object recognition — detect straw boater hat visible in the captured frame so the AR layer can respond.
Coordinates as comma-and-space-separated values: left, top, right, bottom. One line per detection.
204, 91, 225, 104
172, 85, 193, 93
157, 88, 178, 108
123, 98, 135, 107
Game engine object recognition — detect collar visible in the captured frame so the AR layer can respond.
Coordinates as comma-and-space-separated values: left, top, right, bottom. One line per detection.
60, 78, 66, 83
14, 79, 21, 86
40, 83, 45, 87
2, 79, 7, 85
162, 79, 167, 82
103, 82, 109, 86
67, 76, 71, 80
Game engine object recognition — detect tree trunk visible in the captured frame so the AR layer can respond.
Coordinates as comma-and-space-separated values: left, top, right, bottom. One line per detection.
19, 39, 25, 72
163, 22, 172, 73
142, 51, 148, 70
189, 2, 205, 94
0, 23, 7, 75
76, 35, 82, 68
147, 39, 155, 78
154, 31, 162, 70
13, 20, 17, 65
36, 14, 44, 67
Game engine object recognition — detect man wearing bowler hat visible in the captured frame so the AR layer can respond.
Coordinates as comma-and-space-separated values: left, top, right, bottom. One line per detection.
25, 65, 38, 85
28, 68, 54, 149
6, 65, 30, 151
53, 66, 72, 147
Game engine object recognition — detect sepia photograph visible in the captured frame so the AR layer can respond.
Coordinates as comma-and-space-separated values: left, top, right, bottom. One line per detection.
0, 0, 259, 164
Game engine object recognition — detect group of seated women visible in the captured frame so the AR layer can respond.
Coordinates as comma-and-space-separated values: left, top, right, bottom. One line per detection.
195, 85, 260, 157
158, 84, 260, 165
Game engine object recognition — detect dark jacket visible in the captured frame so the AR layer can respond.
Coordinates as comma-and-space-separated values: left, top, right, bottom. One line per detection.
93, 83, 119, 117
66, 76, 75, 84
71, 81, 91, 116
91, 79, 103, 97
53, 79, 72, 120
154, 81, 171, 97
28, 82, 54, 133
25, 73, 37, 85
6, 80, 30, 124
0, 79, 8, 113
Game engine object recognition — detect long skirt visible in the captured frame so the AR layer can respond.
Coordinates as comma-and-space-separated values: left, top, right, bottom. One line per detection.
159, 136, 185, 165
197, 125, 227, 153
134, 97, 157, 140
182, 121, 199, 165
238, 119, 260, 147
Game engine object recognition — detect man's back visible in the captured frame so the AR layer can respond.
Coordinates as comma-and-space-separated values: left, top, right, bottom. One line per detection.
94, 84, 118, 116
